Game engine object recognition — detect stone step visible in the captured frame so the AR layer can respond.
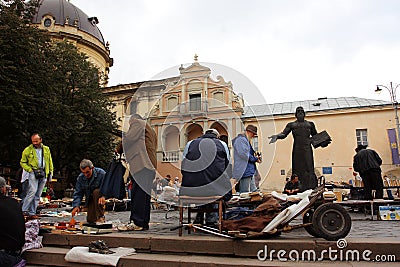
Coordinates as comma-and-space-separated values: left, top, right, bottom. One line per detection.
36, 232, 400, 261
23, 246, 273, 267
24, 246, 399, 267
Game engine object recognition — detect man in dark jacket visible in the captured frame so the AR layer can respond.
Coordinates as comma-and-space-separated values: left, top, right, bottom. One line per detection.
283, 174, 301, 195
180, 129, 232, 225
353, 144, 384, 200
0, 176, 26, 267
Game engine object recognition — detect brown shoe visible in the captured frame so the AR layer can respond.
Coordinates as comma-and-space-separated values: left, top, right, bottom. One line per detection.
117, 222, 143, 231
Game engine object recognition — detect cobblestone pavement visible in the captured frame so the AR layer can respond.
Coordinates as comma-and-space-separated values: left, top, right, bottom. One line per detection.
38, 204, 400, 239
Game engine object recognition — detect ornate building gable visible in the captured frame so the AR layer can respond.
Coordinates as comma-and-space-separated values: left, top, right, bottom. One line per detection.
147, 57, 246, 178
153, 56, 244, 122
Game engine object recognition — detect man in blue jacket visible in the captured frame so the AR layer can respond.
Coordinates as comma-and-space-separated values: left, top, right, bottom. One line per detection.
71, 159, 106, 223
232, 125, 261, 193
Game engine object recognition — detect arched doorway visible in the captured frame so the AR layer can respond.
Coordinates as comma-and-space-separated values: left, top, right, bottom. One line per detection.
186, 123, 203, 142
210, 121, 229, 146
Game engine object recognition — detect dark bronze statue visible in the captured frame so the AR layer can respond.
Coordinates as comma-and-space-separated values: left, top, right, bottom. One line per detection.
269, 106, 330, 191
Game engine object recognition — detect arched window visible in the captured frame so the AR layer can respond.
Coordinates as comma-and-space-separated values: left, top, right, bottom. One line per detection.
212, 91, 224, 106
162, 126, 180, 162
189, 93, 201, 111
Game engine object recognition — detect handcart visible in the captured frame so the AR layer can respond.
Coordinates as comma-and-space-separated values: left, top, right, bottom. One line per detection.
174, 182, 352, 241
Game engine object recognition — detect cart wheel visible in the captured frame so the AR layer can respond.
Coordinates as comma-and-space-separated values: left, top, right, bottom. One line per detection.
302, 208, 320, 237
312, 203, 351, 241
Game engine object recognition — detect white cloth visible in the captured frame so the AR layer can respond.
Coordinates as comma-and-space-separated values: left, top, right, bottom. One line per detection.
21, 169, 32, 183
263, 190, 312, 233
22, 219, 43, 252
65, 247, 136, 266
159, 186, 178, 202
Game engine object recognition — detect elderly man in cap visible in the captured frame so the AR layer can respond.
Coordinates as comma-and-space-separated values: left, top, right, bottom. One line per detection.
0, 177, 26, 266
232, 125, 262, 193
353, 144, 384, 200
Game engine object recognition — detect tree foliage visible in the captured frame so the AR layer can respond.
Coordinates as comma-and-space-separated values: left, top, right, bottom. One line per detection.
0, 0, 118, 184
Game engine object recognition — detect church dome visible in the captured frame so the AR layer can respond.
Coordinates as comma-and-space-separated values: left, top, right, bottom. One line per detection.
32, 0, 105, 45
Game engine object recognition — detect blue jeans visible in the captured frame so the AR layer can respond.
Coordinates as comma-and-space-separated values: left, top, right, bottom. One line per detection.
22, 173, 46, 215
239, 176, 258, 193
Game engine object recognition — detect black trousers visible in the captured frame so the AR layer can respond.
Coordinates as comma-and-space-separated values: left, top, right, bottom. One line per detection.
361, 169, 384, 200
130, 168, 155, 228
0, 250, 22, 267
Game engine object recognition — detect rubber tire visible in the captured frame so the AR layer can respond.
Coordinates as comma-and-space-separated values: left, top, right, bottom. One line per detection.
302, 208, 320, 237
312, 203, 351, 241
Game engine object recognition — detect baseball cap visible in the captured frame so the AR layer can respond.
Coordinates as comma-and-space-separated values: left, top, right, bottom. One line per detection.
205, 128, 220, 137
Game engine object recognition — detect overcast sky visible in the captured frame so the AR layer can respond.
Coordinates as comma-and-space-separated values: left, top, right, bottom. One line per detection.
73, 0, 400, 105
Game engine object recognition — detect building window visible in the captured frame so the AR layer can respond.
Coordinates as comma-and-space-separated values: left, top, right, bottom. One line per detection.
44, 18, 52, 27
356, 129, 368, 146
189, 94, 201, 111
166, 96, 178, 111
212, 91, 224, 106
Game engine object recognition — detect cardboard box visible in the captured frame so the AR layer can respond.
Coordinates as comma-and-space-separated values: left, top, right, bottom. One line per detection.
379, 206, 400, 220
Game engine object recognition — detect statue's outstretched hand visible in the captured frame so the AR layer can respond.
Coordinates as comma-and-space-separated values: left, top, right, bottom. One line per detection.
268, 135, 278, 144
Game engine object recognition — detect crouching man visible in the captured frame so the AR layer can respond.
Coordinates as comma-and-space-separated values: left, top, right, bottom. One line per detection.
71, 159, 106, 223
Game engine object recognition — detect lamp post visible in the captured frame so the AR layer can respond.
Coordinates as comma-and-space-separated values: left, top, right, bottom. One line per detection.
375, 82, 400, 147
